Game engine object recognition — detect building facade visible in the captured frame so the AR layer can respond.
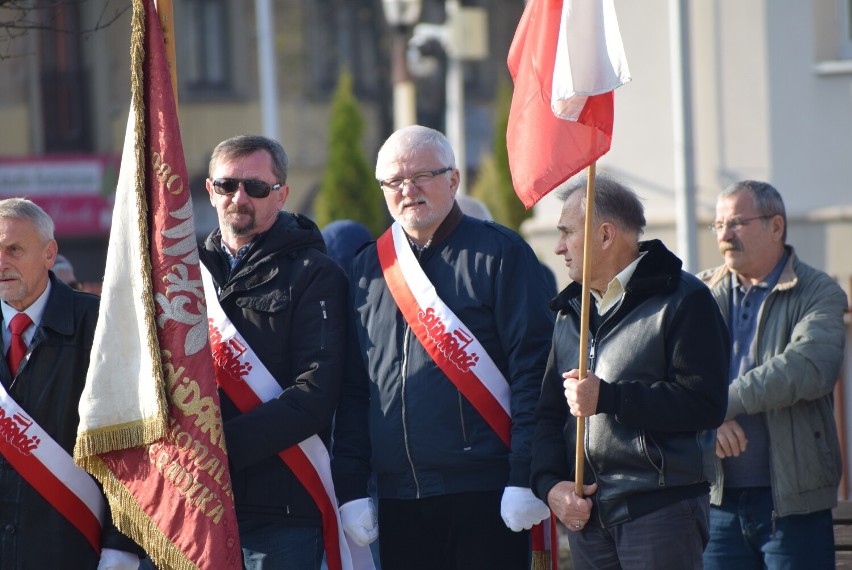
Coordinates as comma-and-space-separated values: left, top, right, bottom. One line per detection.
0, 0, 521, 279
0, 0, 850, 289
525, 0, 852, 296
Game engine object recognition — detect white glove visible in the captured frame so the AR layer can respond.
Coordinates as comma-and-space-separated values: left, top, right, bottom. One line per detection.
339, 497, 379, 546
500, 486, 551, 532
97, 548, 140, 570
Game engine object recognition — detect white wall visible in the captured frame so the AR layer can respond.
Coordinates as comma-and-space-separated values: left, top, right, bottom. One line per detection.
527, 0, 852, 290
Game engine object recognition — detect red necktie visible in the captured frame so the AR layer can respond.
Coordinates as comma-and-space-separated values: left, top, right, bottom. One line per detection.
7, 313, 32, 375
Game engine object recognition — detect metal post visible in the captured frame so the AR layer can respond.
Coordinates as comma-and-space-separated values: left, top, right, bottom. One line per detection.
445, 0, 466, 194
391, 28, 417, 129
668, 0, 697, 271
256, 0, 279, 141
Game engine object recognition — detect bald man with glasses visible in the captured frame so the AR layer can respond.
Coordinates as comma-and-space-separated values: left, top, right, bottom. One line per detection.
331, 125, 555, 569
699, 180, 847, 569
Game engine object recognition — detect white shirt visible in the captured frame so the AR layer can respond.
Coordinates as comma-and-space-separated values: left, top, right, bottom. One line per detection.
2, 280, 52, 354
591, 251, 646, 315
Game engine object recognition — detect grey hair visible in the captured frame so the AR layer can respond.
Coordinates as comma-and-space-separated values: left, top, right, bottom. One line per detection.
0, 198, 55, 242
209, 135, 289, 184
719, 180, 787, 242
375, 125, 456, 180
557, 174, 646, 236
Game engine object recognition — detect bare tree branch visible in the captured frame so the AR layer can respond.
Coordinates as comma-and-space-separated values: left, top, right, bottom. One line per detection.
0, 0, 129, 59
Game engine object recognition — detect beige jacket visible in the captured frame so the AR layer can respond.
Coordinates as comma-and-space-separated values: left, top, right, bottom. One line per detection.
699, 248, 848, 516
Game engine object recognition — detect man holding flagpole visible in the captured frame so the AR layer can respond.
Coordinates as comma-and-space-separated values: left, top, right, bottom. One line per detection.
0, 198, 141, 569
332, 125, 554, 570
199, 135, 350, 569
531, 176, 729, 569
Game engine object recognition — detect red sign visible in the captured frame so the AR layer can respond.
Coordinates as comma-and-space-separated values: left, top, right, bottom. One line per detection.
29, 196, 112, 236
0, 156, 117, 236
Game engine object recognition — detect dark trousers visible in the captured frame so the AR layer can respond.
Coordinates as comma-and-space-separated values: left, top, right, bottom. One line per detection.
240, 522, 324, 570
378, 490, 530, 570
569, 494, 710, 570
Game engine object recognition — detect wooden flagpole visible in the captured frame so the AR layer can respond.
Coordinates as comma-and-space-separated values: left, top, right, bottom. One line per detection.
574, 162, 596, 497
156, 0, 179, 105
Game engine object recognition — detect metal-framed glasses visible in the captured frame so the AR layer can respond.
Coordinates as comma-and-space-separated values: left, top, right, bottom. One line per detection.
378, 167, 453, 192
211, 178, 282, 198
708, 214, 775, 234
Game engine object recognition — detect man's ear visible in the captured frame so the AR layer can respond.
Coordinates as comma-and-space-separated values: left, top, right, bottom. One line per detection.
206, 178, 222, 206
771, 215, 785, 242
276, 185, 290, 209
44, 240, 58, 269
599, 222, 617, 250
449, 168, 460, 196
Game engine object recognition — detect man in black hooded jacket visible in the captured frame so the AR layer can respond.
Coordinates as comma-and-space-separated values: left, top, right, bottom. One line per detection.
199, 135, 348, 570
531, 175, 729, 569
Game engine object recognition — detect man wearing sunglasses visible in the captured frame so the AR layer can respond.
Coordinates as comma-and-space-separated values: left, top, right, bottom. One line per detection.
331, 125, 555, 569
199, 135, 349, 569
700, 181, 847, 569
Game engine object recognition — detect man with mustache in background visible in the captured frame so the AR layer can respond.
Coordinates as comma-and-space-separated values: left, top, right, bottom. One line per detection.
699, 180, 848, 569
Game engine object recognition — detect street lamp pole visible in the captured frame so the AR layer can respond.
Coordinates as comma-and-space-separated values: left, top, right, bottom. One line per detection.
383, 0, 422, 130
441, 1, 487, 195
390, 28, 417, 130
444, 0, 465, 194
256, 0, 279, 141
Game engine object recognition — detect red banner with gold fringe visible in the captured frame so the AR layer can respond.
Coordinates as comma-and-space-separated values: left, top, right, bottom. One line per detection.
73, 1, 242, 568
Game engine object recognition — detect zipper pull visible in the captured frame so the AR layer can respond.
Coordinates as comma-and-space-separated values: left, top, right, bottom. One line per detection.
320, 300, 327, 319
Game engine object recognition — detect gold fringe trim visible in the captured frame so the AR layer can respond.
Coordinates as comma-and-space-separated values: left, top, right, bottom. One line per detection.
131, 0, 169, 434
74, 415, 164, 458
73, 0, 168, 463
530, 551, 552, 570
76, 1, 184, 567
85, 455, 199, 570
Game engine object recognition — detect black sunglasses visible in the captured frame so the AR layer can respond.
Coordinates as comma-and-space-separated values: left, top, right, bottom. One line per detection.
211, 178, 282, 198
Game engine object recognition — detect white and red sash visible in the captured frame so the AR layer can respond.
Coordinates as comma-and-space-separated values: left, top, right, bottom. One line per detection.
201, 266, 374, 570
378, 223, 557, 570
0, 384, 104, 552
377, 223, 512, 446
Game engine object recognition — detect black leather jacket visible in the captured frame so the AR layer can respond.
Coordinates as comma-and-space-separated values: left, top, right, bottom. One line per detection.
199, 212, 348, 529
0, 274, 140, 568
532, 240, 729, 527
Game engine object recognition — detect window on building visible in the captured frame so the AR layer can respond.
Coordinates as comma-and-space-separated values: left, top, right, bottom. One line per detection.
303, 0, 384, 100
177, 0, 233, 96
40, 3, 92, 152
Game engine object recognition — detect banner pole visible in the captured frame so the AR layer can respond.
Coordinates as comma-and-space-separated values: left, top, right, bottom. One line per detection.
574, 162, 596, 497
155, 0, 179, 106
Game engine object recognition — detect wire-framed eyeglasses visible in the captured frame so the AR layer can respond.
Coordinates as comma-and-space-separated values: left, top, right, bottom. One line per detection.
708, 214, 775, 234
378, 167, 453, 192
